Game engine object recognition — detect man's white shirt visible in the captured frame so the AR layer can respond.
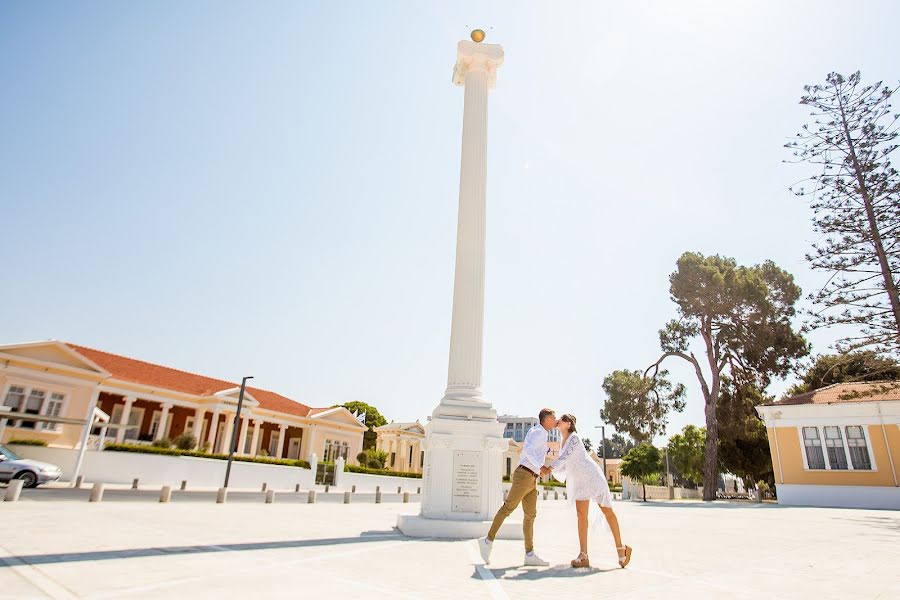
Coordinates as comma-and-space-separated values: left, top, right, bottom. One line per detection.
517, 425, 549, 474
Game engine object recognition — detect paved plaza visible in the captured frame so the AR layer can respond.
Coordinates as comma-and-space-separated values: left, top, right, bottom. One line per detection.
1, 493, 898, 600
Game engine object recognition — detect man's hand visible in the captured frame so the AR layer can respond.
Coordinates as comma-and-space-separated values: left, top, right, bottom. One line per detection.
540, 466, 551, 477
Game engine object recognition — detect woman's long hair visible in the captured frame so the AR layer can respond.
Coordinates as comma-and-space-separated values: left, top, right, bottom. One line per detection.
560, 413, 577, 434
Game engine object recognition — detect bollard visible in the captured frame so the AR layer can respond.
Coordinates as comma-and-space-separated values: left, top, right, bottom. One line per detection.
397, 486, 402, 494
261, 482, 268, 492
180, 480, 187, 491
132, 478, 140, 490
89, 482, 105, 503
554, 491, 559, 500
402, 492, 410, 503
216, 487, 228, 504
543, 491, 548, 500
344, 491, 351, 504
4, 479, 24, 502
376, 486, 380, 493
417, 487, 421, 495
564, 491, 568, 500
324, 485, 329, 493
295, 484, 301, 493
307, 490, 316, 504
160, 486, 172, 503
75, 475, 84, 489
375, 490, 382, 504
266, 489, 276, 504
352, 485, 356, 493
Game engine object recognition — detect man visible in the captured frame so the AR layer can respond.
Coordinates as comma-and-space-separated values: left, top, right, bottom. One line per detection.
478, 408, 556, 566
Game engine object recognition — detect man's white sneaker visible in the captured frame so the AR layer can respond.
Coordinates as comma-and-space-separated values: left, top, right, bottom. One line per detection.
523, 552, 550, 567
478, 537, 493, 564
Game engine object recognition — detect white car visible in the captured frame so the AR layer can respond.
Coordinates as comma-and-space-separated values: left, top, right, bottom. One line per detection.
0, 444, 62, 488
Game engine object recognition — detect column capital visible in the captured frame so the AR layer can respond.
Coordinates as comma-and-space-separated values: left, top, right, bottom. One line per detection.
453, 40, 504, 88
278, 423, 288, 431
123, 395, 136, 405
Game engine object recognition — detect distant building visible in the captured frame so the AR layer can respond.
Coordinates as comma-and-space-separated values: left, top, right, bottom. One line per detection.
498, 414, 561, 480
374, 421, 425, 474
756, 382, 900, 509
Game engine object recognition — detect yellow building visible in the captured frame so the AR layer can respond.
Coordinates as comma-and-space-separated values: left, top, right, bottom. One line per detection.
374, 421, 425, 474
0, 340, 366, 463
756, 382, 900, 509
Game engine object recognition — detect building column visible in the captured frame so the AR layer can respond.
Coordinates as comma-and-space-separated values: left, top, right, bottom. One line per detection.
277, 424, 288, 459
115, 396, 135, 444
155, 402, 172, 441
237, 415, 249, 456
304, 427, 317, 462
206, 410, 221, 451
250, 419, 262, 456
192, 408, 206, 444
220, 412, 235, 454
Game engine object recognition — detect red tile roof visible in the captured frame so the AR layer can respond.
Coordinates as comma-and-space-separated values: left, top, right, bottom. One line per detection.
66, 343, 312, 418
769, 381, 900, 406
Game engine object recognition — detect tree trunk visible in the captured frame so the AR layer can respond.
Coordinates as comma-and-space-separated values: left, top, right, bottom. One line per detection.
703, 399, 718, 501
642, 482, 647, 502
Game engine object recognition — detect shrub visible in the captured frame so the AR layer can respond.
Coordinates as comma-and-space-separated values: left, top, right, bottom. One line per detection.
199, 441, 211, 453
173, 433, 197, 451
7, 439, 48, 446
757, 480, 771, 500
151, 437, 172, 449
102, 443, 310, 469
367, 458, 384, 469
259, 449, 269, 457
356, 451, 368, 464
345, 464, 422, 479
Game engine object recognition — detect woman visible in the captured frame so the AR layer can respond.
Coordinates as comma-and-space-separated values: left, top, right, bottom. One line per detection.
548, 414, 632, 569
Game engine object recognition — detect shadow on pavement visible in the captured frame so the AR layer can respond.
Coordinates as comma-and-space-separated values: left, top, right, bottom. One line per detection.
0, 533, 404, 567
477, 564, 618, 581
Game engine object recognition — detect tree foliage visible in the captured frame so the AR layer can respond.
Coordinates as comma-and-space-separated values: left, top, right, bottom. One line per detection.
628, 252, 807, 500
786, 351, 900, 396
620, 443, 662, 502
582, 437, 593, 453
601, 369, 685, 443
599, 433, 635, 459
716, 379, 774, 486
786, 71, 900, 355
337, 401, 387, 450
667, 425, 706, 486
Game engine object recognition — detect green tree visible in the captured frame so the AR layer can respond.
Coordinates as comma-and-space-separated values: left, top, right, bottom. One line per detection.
602, 369, 686, 443
635, 253, 808, 500
582, 437, 593, 453
787, 72, 900, 354
620, 443, 662, 502
667, 425, 706, 487
604, 433, 635, 459
717, 379, 774, 487
337, 401, 387, 450
786, 351, 900, 396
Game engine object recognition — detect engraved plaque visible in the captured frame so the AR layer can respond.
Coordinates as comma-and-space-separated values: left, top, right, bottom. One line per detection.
451, 451, 481, 512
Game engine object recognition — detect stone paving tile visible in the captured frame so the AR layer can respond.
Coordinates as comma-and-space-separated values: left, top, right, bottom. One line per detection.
0, 498, 897, 599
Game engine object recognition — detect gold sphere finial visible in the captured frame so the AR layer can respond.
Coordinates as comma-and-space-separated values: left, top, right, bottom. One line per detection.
471, 29, 486, 43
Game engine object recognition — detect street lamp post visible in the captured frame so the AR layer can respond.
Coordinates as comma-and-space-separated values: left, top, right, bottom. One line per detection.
224, 376, 253, 488
594, 424, 607, 477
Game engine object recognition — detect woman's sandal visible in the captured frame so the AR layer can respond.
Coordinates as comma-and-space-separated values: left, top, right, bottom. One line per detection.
570, 552, 590, 568
617, 545, 632, 568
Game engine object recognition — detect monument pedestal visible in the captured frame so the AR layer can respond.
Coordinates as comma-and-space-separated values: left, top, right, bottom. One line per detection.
397, 411, 521, 540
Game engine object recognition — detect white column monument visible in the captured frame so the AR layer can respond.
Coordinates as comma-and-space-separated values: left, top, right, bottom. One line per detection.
398, 31, 520, 539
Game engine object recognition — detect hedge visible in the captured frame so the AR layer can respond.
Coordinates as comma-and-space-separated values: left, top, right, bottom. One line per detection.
345, 464, 422, 479
7, 439, 49, 446
102, 443, 310, 469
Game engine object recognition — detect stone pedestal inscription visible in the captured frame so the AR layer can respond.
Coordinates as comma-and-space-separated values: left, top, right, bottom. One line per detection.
452, 451, 481, 512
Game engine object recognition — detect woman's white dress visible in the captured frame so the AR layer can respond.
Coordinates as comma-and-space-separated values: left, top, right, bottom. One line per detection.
550, 432, 612, 507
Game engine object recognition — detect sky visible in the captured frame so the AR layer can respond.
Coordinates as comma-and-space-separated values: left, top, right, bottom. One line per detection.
2, 1, 899, 445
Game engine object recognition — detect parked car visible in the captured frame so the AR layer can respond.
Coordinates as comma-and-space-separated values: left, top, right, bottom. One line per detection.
0, 444, 62, 488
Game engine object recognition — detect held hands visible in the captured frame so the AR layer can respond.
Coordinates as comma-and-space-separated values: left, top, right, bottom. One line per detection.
540, 466, 551, 477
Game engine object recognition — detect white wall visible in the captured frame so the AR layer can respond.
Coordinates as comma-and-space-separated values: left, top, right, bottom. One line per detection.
335, 468, 423, 493
10, 445, 315, 490
777, 484, 900, 510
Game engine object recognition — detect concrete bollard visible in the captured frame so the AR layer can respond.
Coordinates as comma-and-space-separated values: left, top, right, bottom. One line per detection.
216, 488, 228, 504
132, 478, 140, 490
180, 480, 187, 491
417, 487, 421, 495
344, 491, 351, 504
397, 486, 402, 494
402, 492, 410, 503
375, 490, 382, 504
266, 489, 276, 504
563, 491, 568, 500
261, 482, 268, 492
324, 485, 329, 493
295, 484, 301, 493
352, 485, 356, 493
376, 486, 380, 493
4, 479, 24, 502
160, 486, 172, 503
543, 491, 548, 500
89, 482, 105, 503
307, 490, 316, 504
554, 491, 559, 500
75, 475, 84, 489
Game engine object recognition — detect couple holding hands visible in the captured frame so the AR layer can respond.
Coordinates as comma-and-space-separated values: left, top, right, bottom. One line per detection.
479, 408, 632, 569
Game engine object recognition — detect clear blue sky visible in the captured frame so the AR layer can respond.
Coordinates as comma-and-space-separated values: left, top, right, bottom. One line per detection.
2, 1, 898, 444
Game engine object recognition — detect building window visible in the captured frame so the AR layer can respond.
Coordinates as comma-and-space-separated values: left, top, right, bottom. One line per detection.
390, 452, 396, 467
324, 440, 334, 462
19, 389, 47, 429
802, 427, 826, 470
420, 450, 424, 468
408, 446, 414, 468
3, 385, 25, 410
822, 426, 848, 469
41, 393, 65, 431
846, 426, 872, 470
